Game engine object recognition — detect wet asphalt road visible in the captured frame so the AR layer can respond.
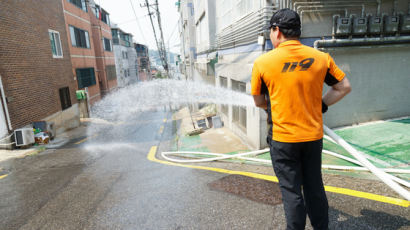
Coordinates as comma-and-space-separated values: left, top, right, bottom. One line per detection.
0, 110, 409, 230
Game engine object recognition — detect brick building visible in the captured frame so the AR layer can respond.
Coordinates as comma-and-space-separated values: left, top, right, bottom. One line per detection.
62, 0, 100, 105
62, 0, 117, 106
89, 2, 117, 96
0, 0, 80, 139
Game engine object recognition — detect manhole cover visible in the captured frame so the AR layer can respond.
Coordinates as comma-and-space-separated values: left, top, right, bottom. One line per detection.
209, 174, 282, 206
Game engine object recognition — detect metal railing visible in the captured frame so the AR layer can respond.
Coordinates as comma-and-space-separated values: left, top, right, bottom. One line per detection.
216, 6, 277, 50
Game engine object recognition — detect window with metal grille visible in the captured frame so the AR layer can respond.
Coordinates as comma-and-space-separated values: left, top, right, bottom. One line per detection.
232, 79, 247, 129
59, 87, 72, 110
106, 65, 117, 81
220, 76, 228, 115
48, 29, 63, 58
69, 25, 90, 49
103, 37, 112, 51
68, 0, 87, 12
76, 68, 96, 89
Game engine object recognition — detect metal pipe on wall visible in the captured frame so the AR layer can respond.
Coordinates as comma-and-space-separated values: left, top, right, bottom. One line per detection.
294, 0, 380, 17
300, 8, 348, 26
377, 0, 381, 16
293, 0, 379, 11
0, 75, 12, 132
314, 36, 410, 49
297, 4, 365, 17
393, 0, 398, 16
408, 1, 410, 15
332, 14, 340, 38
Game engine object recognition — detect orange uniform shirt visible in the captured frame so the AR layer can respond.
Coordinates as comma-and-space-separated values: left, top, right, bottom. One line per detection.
251, 40, 345, 142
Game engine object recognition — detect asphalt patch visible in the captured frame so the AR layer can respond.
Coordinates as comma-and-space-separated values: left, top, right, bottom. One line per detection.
208, 174, 282, 206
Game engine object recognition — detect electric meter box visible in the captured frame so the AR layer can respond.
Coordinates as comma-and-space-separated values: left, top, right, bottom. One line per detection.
352, 17, 368, 35
369, 16, 383, 35
336, 17, 352, 36
400, 15, 410, 33
384, 15, 399, 34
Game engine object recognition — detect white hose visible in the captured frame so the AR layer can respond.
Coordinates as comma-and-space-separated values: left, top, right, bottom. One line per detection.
161, 148, 269, 163
0, 142, 15, 146
0, 133, 13, 143
162, 149, 410, 188
323, 125, 410, 201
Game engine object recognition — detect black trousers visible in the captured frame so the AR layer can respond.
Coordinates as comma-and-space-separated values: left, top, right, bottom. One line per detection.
268, 138, 328, 230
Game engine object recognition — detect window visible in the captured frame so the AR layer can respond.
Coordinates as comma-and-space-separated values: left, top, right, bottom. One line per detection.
95, 6, 110, 25
232, 79, 247, 129
76, 68, 96, 89
196, 13, 207, 49
68, 0, 87, 12
112, 29, 119, 45
106, 65, 117, 81
69, 26, 90, 49
111, 29, 118, 38
103, 37, 112, 51
59, 87, 72, 110
121, 33, 131, 47
122, 51, 128, 59
48, 30, 63, 58
101, 10, 110, 25
220, 77, 228, 115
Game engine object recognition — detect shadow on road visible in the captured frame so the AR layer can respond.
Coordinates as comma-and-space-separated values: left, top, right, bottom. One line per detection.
330, 208, 410, 230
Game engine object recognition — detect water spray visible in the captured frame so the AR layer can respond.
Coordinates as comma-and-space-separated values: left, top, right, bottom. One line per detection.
87, 79, 409, 201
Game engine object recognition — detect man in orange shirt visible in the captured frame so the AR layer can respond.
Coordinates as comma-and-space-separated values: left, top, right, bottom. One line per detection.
251, 9, 351, 230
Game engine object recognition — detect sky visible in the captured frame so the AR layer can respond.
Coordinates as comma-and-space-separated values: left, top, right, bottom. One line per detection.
98, 0, 181, 53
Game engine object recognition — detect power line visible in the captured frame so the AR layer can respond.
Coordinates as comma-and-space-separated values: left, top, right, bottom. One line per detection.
117, 15, 147, 25
129, 0, 147, 44
167, 20, 179, 44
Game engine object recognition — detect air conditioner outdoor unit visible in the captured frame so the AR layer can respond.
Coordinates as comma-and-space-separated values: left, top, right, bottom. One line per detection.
14, 128, 35, 147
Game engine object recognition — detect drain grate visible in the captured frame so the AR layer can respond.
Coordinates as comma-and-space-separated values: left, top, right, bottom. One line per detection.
208, 174, 282, 206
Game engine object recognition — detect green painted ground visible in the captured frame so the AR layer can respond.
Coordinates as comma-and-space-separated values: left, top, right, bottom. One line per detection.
334, 118, 410, 169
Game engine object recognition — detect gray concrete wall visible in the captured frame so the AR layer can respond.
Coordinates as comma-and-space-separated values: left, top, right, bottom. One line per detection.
323, 44, 410, 128
44, 104, 80, 135
127, 47, 138, 84
113, 45, 129, 87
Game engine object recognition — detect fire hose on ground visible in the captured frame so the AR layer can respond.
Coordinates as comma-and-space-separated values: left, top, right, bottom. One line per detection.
161, 125, 410, 201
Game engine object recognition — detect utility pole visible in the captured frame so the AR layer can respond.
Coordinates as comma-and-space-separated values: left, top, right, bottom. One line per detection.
154, 0, 169, 76
141, 0, 169, 78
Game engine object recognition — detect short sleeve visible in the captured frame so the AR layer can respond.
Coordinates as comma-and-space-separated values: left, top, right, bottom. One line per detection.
325, 54, 345, 86
251, 62, 263, 95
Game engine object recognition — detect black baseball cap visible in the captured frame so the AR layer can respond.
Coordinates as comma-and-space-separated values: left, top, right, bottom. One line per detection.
266, 8, 301, 31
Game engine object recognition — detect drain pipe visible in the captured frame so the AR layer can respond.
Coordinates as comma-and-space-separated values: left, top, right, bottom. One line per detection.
408, 1, 410, 15
324, 125, 410, 200
393, 0, 398, 16
0, 75, 12, 131
314, 36, 410, 49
